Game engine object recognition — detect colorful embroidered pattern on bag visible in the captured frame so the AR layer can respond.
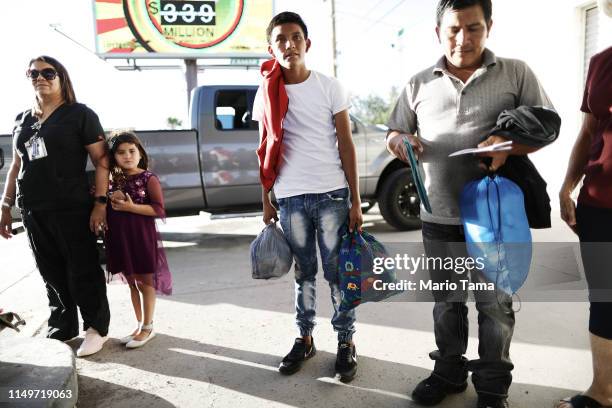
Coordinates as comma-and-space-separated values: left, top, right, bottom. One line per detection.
338, 230, 400, 311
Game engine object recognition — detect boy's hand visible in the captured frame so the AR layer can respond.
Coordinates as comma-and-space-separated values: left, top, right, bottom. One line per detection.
348, 201, 363, 233
263, 202, 278, 225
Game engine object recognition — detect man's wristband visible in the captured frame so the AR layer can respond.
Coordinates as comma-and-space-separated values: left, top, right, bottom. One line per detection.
1, 202, 13, 210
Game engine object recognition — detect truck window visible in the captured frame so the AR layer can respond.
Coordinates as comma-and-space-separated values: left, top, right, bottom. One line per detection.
215, 90, 257, 131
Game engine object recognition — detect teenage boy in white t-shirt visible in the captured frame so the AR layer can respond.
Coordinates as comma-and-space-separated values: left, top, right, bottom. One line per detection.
252, 11, 363, 382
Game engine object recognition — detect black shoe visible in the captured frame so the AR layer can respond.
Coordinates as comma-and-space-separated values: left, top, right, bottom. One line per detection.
47, 328, 79, 342
335, 342, 357, 383
278, 338, 316, 375
477, 395, 509, 408
411, 374, 468, 406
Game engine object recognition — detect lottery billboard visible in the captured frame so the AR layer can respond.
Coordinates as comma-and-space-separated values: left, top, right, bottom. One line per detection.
93, 0, 273, 58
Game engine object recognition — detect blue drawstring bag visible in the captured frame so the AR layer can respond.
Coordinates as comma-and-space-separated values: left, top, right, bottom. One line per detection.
460, 175, 532, 295
338, 230, 399, 311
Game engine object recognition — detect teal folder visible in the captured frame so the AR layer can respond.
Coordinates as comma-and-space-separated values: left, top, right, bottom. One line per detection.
403, 137, 432, 214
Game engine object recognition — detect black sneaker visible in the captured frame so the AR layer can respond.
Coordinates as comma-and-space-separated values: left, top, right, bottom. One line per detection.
335, 342, 357, 383
278, 338, 316, 375
47, 328, 79, 342
477, 395, 509, 408
411, 373, 468, 406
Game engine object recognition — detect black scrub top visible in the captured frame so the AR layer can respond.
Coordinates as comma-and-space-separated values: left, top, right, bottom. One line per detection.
13, 103, 104, 211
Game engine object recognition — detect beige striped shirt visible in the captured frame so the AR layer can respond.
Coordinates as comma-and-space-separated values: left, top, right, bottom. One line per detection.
387, 48, 553, 225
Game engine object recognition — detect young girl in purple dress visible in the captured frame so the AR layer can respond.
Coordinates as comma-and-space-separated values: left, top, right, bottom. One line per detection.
105, 131, 172, 349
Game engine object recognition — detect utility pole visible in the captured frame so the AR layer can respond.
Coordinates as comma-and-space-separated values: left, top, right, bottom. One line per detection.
331, 0, 338, 77
396, 28, 405, 80
185, 59, 198, 111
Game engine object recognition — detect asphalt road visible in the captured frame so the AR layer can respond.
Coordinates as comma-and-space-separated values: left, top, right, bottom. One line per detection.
0, 208, 593, 408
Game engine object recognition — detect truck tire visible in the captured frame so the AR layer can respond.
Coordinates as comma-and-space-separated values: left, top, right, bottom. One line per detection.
378, 168, 422, 230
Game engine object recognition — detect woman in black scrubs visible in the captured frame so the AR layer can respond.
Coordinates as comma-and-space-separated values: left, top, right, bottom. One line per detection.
0, 56, 110, 357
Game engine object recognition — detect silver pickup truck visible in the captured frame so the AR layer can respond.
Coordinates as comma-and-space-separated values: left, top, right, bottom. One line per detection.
0, 85, 420, 230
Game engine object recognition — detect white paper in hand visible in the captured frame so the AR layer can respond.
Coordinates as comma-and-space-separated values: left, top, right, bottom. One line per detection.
448, 140, 513, 157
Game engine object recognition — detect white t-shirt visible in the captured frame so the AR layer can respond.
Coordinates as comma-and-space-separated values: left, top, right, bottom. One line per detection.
253, 70, 351, 199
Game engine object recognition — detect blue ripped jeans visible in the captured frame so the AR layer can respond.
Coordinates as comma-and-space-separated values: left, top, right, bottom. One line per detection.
277, 188, 356, 343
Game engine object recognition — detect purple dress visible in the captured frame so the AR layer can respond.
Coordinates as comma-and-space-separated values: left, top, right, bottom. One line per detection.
105, 170, 172, 295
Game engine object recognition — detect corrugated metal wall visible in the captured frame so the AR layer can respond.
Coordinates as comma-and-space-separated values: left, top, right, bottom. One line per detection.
583, 5, 599, 82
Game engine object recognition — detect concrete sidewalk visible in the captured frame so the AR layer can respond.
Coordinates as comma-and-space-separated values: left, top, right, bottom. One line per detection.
0, 336, 77, 408
1, 209, 592, 408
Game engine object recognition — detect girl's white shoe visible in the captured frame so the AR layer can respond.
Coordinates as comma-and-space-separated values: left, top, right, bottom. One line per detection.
119, 322, 142, 345
126, 323, 155, 349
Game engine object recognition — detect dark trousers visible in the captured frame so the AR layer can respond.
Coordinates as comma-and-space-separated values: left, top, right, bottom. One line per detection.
576, 203, 612, 339
422, 222, 515, 397
22, 209, 110, 339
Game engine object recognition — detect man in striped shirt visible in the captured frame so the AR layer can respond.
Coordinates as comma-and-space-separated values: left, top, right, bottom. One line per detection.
386, 1, 553, 407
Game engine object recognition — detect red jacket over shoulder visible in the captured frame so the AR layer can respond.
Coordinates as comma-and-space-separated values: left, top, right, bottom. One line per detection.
256, 59, 289, 192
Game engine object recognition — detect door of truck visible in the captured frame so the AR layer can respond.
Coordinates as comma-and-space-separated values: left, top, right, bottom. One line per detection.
0, 134, 22, 222
0, 134, 13, 198
198, 86, 261, 209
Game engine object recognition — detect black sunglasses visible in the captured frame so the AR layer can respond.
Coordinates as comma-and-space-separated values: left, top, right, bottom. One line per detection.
26, 68, 58, 81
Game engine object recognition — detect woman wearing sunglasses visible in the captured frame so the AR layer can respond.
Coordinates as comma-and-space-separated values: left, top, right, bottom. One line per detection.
0, 56, 110, 357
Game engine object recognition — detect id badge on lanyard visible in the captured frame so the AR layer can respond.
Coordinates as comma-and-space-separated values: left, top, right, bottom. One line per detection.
25, 121, 48, 161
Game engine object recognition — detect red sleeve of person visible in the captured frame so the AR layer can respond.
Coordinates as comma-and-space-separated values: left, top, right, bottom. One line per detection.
256, 59, 289, 192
